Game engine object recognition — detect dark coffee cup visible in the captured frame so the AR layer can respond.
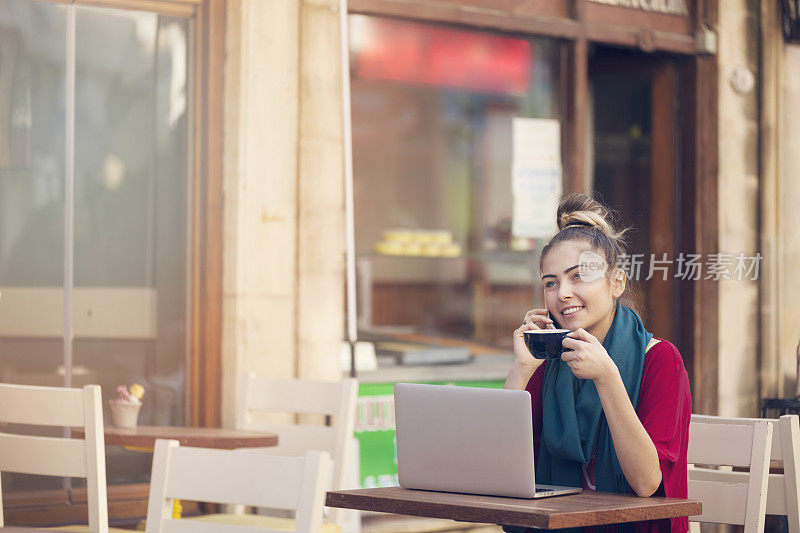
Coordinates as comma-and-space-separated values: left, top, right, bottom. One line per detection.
523, 329, 572, 359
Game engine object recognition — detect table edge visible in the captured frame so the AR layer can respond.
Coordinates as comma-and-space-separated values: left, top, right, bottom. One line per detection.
70, 427, 280, 449
325, 490, 702, 529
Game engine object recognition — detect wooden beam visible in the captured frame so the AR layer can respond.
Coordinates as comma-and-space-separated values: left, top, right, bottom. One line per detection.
74, 0, 196, 17
688, 47, 719, 414
584, 24, 696, 54
189, 0, 225, 428
564, 0, 588, 194
189, 0, 205, 427
199, 0, 225, 428
348, 0, 580, 39
649, 62, 677, 340
759, 0, 782, 399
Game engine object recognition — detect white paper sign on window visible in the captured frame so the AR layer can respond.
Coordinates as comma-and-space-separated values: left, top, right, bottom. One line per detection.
511, 118, 562, 239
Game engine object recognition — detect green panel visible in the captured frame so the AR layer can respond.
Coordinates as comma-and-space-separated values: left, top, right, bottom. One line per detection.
355, 379, 504, 488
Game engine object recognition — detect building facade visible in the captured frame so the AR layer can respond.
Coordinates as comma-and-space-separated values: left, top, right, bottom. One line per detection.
2, 0, 800, 524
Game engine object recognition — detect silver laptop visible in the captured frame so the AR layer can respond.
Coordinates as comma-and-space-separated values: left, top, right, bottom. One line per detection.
394, 383, 582, 499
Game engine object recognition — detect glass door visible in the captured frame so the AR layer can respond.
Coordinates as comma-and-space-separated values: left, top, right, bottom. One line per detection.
0, 0, 193, 490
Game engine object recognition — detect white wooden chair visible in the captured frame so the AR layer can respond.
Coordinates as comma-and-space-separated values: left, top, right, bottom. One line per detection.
145, 439, 330, 533
235, 375, 360, 533
0, 383, 108, 533
687, 416, 774, 533
688, 414, 800, 533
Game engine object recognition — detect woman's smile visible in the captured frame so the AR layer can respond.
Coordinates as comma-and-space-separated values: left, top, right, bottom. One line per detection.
561, 305, 585, 318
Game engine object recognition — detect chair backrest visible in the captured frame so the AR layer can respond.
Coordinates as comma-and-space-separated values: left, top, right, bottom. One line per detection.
145, 439, 330, 533
689, 414, 800, 533
0, 382, 108, 533
687, 416, 773, 532
236, 374, 358, 493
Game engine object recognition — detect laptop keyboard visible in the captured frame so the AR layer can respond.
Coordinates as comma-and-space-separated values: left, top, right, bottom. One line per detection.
535, 488, 555, 493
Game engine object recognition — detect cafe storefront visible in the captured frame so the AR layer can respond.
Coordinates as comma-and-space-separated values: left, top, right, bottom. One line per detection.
4, 0, 793, 526
346, 0, 719, 416
342, 0, 742, 491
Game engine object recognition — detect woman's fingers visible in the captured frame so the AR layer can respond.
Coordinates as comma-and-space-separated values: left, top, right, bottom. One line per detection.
561, 352, 578, 363
523, 309, 553, 329
561, 336, 585, 350
566, 328, 597, 343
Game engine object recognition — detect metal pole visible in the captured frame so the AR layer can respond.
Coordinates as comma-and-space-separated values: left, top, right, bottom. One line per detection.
62, 3, 76, 493
64, 3, 75, 390
339, 0, 358, 377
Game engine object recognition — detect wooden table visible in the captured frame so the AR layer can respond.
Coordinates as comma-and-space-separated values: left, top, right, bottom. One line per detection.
326, 487, 702, 530
72, 425, 279, 449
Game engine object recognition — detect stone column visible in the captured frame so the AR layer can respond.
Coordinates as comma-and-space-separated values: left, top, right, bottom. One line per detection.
221, 0, 301, 426
221, 0, 345, 427
296, 0, 346, 382
716, 0, 761, 416
780, 46, 800, 396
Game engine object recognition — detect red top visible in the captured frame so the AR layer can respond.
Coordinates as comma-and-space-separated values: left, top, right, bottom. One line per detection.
526, 339, 692, 533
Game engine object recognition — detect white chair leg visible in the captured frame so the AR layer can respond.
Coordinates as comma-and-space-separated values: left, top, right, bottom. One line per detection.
780, 415, 800, 533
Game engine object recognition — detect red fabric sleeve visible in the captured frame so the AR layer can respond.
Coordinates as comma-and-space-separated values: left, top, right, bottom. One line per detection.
633, 339, 692, 533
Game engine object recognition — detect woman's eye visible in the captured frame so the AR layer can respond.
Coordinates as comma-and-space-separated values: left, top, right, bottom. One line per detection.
544, 281, 556, 289
573, 272, 582, 281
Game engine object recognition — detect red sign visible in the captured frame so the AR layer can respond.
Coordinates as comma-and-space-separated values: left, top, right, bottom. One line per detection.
353, 18, 532, 95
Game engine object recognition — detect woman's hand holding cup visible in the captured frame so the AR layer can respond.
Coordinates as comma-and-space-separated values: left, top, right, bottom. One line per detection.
512, 309, 554, 370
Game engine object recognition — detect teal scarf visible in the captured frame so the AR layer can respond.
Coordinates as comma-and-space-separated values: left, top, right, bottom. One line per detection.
537, 303, 652, 499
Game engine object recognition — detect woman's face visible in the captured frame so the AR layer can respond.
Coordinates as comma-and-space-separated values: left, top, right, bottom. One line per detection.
540, 242, 625, 342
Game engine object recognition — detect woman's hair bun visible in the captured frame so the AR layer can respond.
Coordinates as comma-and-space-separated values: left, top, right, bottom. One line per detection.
556, 193, 627, 242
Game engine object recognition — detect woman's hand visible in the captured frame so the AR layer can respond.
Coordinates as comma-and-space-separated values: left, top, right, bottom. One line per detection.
560, 328, 618, 384
512, 309, 553, 369
506, 309, 552, 389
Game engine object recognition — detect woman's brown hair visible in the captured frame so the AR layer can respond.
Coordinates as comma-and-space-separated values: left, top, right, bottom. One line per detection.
539, 193, 641, 314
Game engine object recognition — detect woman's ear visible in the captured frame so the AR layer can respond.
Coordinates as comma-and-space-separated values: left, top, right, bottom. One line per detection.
611, 268, 626, 298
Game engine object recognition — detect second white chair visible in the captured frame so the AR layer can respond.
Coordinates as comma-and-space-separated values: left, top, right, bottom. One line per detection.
145, 439, 331, 533
236, 374, 360, 532
688, 414, 800, 533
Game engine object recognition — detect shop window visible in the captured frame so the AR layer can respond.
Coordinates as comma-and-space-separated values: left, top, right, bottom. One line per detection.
0, 0, 191, 491
349, 15, 564, 351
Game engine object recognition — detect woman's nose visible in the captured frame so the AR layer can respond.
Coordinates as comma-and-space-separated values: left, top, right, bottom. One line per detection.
557, 283, 573, 301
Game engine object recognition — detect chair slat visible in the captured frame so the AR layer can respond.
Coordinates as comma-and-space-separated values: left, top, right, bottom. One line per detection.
744, 421, 772, 532
0, 433, 87, 477
688, 480, 748, 524
691, 415, 783, 461
163, 519, 285, 533
243, 376, 344, 415
689, 468, 788, 515
164, 447, 307, 508
83, 385, 109, 533
779, 415, 800, 533
0, 383, 84, 427
688, 422, 754, 466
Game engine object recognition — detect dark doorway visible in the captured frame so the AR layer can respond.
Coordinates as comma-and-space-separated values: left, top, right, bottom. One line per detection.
589, 46, 685, 356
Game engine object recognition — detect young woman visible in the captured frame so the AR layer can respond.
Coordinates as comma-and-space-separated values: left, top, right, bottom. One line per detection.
505, 194, 692, 533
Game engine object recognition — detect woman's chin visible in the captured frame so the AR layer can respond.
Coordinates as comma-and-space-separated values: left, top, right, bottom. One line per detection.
560, 317, 583, 330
